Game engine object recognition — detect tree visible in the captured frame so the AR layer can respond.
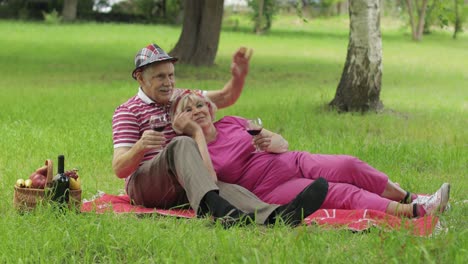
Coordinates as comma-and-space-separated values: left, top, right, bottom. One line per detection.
418, 0, 465, 39
248, 0, 277, 34
62, 0, 78, 22
169, 0, 224, 66
329, 0, 383, 112
255, 0, 264, 34
452, 0, 462, 39
405, 0, 429, 41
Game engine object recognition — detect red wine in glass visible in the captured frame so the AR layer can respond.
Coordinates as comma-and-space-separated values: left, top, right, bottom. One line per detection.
153, 125, 165, 132
246, 118, 263, 152
247, 129, 262, 136
149, 114, 168, 132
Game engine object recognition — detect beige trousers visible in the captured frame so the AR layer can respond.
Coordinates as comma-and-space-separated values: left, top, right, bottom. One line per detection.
127, 136, 278, 224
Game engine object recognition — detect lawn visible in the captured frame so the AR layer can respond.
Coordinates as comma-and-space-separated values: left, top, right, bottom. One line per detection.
0, 16, 466, 263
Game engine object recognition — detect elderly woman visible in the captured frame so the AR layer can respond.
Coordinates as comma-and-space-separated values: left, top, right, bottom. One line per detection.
171, 91, 450, 218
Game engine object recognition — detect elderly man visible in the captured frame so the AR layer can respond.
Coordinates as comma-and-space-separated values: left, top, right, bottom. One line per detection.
111, 43, 328, 227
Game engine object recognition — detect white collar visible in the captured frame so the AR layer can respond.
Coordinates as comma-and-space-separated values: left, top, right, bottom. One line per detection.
137, 87, 156, 105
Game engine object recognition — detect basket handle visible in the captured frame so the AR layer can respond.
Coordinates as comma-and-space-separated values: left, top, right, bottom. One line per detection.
45, 159, 54, 186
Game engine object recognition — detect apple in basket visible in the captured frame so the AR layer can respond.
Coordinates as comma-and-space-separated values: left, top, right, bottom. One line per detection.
35, 165, 47, 176
29, 165, 48, 189
29, 173, 46, 189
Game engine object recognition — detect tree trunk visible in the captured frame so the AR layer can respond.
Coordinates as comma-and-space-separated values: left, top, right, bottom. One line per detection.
405, 0, 428, 41
329, 0, 383, 112
169, 0, 224, 66
336, 1, 349, 15
453, 0, 461, 39
62, 0, 78, 22
161, 0, 167, 18
405, 0, 418, 39
256, 0, 265, 34
416, 0, 428, 40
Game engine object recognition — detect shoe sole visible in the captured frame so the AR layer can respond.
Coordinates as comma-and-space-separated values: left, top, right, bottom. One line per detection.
439, 183, 450, 213
278, 178, 329, 227
294, 178, 329, 225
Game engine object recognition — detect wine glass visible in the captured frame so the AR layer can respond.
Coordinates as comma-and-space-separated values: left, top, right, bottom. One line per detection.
246, 118, 263, 152
149, 114, 169, 132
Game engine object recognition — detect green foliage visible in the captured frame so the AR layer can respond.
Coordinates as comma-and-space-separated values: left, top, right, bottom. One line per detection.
111, 0, 141, 15
436, 0, 467, 36
406, 0, 466, 36
248, 0, 279, 33
0, 0, 94, 20
0, 0, 23, 18
223, 14, 242, 31
0, 0, 41, 19
453, 0, 467, 38
382, 0, 404, 17
0, 18, 466, 263
77, 0, 96, 17
309, 0, 346, 17
110, 0, 182, 24
165, 0, 183, 24
425, 0, 452, 33
137, 0, 161, 20
42, 9, 62, 24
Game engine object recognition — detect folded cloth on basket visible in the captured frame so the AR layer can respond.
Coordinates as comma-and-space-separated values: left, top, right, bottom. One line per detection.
81, 193, 441, 236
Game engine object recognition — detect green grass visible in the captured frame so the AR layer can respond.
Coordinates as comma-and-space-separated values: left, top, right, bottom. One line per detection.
0, 16, 467, 263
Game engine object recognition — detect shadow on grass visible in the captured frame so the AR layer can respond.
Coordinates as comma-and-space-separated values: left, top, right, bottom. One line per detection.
223, 25, 348, 41
223, 24, 464, 45
176, 57, 343, 83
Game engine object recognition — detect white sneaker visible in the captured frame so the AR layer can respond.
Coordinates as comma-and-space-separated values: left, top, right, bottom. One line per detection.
420, 183, 450, 216
412, 195, 429, 204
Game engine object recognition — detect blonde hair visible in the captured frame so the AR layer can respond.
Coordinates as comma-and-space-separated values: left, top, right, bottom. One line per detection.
171, 91, 217, 121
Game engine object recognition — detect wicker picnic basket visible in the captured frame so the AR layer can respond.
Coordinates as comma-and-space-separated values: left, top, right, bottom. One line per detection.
13, 159, 82, 212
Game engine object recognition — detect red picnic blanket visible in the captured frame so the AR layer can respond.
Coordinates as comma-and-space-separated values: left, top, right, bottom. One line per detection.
81, 193, 441, 236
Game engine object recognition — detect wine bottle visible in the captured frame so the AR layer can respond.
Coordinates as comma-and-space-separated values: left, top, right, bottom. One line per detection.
52, 154, 70, 206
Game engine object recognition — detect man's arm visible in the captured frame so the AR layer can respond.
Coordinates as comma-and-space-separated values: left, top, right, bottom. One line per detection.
112, 147, 144, 179
206, 47, 253, 109
112, 130, 166, 178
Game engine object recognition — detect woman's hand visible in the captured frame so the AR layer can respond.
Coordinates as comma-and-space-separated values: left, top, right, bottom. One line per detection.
172, 111, 202, 136
253, 134, 272, 151
253, 129, 289, 153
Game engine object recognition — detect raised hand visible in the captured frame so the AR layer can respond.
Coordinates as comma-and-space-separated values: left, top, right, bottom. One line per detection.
205, 47, 253, 109
231, 47, 253, 79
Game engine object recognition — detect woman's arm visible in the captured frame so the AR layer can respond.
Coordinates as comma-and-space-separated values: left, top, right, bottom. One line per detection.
172, 112, 217, 182
192, 130, 218, 182
254, 128, 289, 153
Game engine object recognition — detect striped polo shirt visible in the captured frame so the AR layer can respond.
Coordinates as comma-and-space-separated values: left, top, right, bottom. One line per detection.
112, 87, 201, 177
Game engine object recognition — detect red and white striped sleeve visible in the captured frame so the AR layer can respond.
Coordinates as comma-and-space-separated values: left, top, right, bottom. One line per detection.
112, 105, 140, 148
